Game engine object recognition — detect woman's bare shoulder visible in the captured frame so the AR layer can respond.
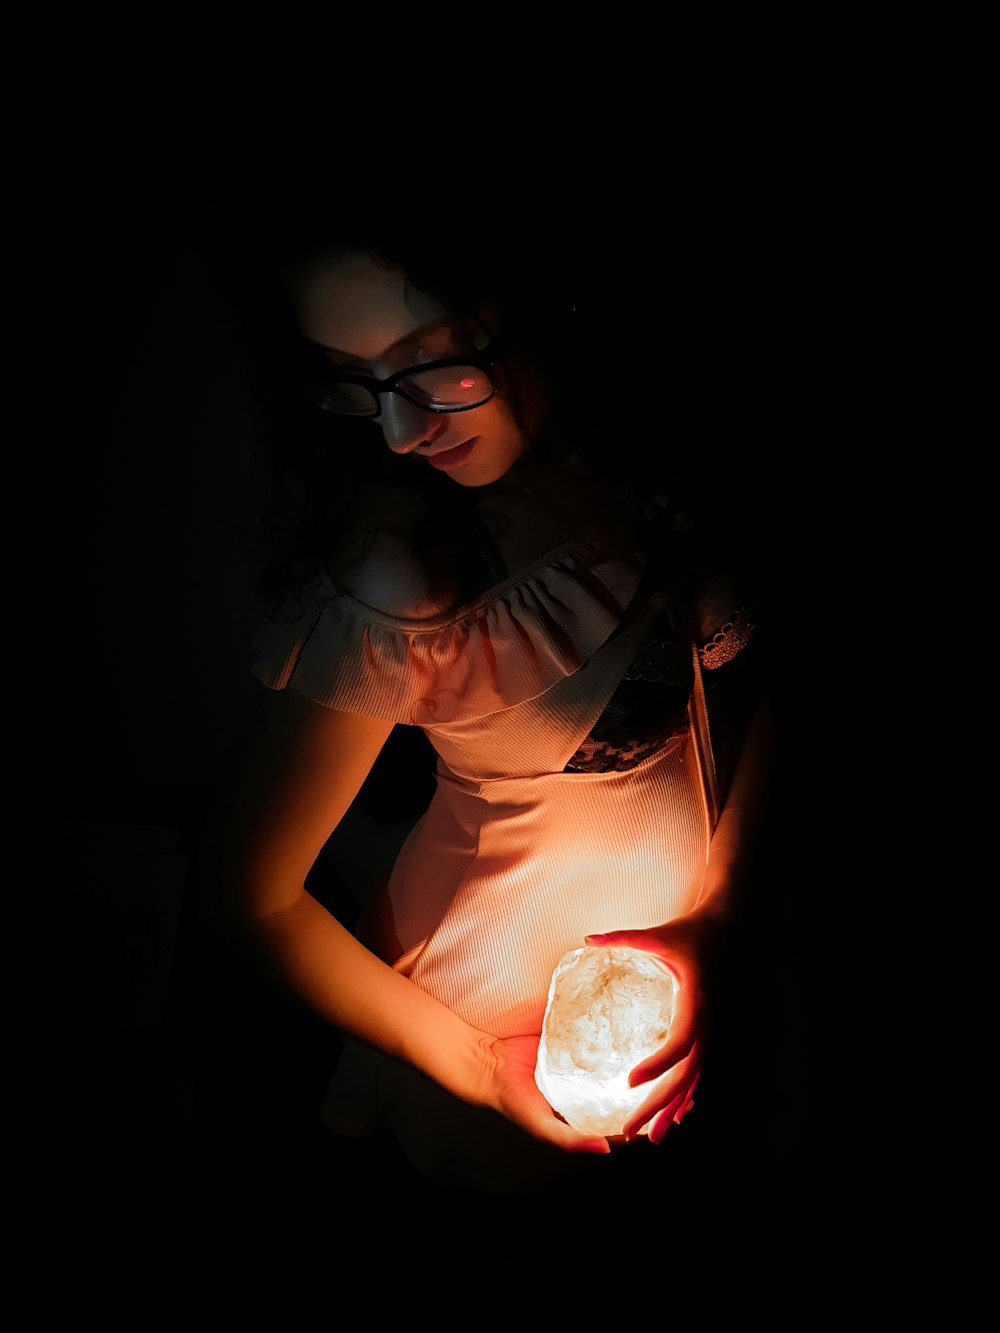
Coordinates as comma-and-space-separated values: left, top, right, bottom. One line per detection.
327, 486, 450, 620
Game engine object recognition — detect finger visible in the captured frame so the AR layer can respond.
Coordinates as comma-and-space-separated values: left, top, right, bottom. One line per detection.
649, 1090, 690, 1144
628, 1002, 698, 1086
560, 1130, 612, 1155
673, 1072, 700, 1124
538, 1117, 611, 1154
643, 1075, 698, 1143
627, 1083, 690, 1144
657, 1094, 699, 1139
585, 930, 660, 951
623, 1080, 687, 1142
629, 1066, 693, 1141
622, 1047, 700, 1141
509, 1087, 611, 1154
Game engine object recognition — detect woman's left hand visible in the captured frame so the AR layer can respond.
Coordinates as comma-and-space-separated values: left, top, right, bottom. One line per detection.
586, 911, 724, 1144
484, 1032, 612, 1155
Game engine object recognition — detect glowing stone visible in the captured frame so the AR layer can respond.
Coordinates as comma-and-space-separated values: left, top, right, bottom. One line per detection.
534, 945, 676, 1137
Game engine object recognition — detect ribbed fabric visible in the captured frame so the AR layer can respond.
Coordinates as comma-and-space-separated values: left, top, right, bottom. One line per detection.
396, 739, 707, 1037
252, 510, 725, 1169
252, 529, 643, 726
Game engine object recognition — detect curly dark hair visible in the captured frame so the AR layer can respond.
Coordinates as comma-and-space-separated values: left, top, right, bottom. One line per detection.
206, 83, 773, 618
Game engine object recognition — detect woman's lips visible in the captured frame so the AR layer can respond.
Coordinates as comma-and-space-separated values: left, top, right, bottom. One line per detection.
424, 438, 476, 470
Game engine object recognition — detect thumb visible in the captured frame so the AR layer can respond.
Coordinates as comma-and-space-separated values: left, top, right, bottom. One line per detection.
584, 930, 651, 949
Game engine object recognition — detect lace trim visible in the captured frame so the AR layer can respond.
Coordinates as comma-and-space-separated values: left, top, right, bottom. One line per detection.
698, 603, 757, 670
563, 728, 688, 774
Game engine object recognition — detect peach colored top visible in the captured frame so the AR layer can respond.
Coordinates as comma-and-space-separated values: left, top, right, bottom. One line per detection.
250, 477, 751, 1176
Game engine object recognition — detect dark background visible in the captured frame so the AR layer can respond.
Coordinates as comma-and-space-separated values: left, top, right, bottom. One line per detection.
6, 9, 825, 1320
5, 6, 816, 792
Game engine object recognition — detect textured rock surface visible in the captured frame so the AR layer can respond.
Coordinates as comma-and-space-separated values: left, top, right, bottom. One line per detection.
535, 945, 676, 1136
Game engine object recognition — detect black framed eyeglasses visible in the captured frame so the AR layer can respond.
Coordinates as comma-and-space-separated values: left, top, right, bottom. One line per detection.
297, 334, 503, 418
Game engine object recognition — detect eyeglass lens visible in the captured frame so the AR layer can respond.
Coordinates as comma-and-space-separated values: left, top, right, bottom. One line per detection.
304, 363, 494, 417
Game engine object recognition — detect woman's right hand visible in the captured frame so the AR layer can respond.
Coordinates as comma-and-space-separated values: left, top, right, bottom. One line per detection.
480, 1033, 611, 1155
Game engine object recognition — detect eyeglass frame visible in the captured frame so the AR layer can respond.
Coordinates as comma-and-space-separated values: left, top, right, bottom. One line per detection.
298, 324, 504, 418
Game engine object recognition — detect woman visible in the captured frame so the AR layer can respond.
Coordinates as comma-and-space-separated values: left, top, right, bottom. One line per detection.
196, 177, 777, 1193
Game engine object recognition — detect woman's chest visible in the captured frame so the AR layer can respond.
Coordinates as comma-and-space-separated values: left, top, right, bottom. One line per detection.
473, 459, 622, 582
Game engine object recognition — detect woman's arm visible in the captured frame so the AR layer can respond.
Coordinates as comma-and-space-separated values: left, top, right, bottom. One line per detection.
195, 684, 608, 1151
692, 683, 777, 923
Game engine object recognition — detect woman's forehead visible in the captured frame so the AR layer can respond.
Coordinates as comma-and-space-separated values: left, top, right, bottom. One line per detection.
288, 250, 454, 362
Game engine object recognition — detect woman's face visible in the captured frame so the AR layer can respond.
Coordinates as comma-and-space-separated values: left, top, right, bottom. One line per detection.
287, 250, 541, 487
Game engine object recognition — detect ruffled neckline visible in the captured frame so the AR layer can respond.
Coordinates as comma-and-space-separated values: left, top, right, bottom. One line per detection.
252, 524, 648, 726
314, 523, 634, 630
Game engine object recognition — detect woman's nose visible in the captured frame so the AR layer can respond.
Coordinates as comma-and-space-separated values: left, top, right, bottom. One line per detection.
377, 392, 446, 455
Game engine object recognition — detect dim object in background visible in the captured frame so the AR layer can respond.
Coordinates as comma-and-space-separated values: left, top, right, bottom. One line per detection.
535, 945, 676, 1137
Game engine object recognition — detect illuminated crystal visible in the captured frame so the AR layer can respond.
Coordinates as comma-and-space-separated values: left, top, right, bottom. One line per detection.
534, 945, 676, 1137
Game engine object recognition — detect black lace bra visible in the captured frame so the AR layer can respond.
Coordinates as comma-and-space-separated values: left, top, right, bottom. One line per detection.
563, 602, 756, 774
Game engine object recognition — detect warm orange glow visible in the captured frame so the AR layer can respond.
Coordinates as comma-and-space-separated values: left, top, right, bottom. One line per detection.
535, 945, 676, 1136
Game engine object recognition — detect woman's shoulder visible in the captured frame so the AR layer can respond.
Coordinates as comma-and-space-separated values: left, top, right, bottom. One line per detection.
326, 484, 457, 621
252, 478, 648, 725
325, 461, 614, 623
